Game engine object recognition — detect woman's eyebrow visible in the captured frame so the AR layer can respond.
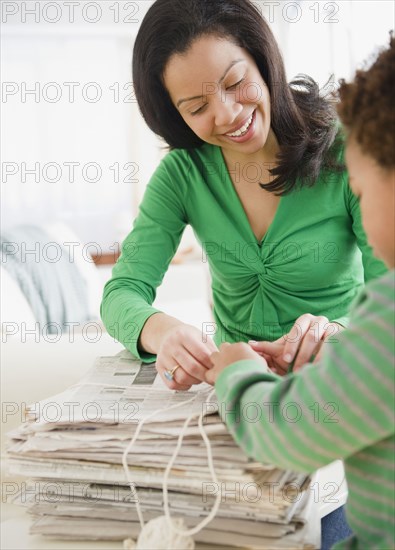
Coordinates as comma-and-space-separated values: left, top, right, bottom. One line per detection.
176, 58, 244, 108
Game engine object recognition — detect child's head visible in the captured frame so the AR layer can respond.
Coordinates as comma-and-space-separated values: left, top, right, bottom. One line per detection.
338, 35, 395, 268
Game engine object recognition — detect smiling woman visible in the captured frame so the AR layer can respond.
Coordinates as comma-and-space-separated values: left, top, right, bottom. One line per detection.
100, 0, 388, 388
101, 0, 387, 382
162, 34, 283, 244
101, 0, 386, 388
100, 4, 388, 543
132, 0, 345, 196
163, 36, 276, 162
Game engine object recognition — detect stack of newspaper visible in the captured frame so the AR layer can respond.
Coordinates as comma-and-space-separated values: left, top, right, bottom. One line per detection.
5, 351, 320, 549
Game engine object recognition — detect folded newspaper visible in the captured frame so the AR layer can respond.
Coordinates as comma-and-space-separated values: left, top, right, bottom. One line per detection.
5, 350, 320, 549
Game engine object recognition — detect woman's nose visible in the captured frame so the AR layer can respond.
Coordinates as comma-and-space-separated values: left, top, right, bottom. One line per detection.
214, 95, 243, 128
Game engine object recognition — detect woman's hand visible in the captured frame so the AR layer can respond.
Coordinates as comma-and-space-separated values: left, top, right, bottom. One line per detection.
205, 342, 268, 385
249, 314, 343, 375
156, 324, 218, 390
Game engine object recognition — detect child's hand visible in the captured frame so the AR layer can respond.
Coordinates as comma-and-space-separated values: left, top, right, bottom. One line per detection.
206, 342, 268, 385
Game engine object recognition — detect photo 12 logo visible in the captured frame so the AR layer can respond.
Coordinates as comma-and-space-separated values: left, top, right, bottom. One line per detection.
1, 161, 139, 184
1, 1, 143, 25
1, 81, 137, 104
251, 1, 340, 24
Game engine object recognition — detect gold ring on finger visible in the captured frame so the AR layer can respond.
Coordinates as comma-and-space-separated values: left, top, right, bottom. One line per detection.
164, 364, 181, 381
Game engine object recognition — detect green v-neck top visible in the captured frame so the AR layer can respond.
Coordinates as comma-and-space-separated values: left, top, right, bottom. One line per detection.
101, 142, 386, 361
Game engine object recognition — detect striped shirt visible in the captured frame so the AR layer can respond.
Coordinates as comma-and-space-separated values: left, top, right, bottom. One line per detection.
215, 270, 395, 549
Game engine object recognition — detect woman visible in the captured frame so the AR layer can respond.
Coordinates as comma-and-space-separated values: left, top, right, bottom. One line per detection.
101, 2, 386, 545
101, 0, 385, 389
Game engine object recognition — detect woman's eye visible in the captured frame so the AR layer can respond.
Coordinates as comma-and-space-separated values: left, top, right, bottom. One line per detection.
190, 104, 207, 116
226, 78, 244, 91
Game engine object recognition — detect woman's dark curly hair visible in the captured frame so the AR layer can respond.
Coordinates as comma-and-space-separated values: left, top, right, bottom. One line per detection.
133, 0, 343, 194
337, 33, 394, 170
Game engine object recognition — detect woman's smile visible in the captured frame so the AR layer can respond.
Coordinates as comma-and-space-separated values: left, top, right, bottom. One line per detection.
223, 109, 257, 142
163, 35, 278, 163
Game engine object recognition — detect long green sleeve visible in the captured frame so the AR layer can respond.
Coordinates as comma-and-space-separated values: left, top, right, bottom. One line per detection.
100, 156, 188, 361
215, 270, 395, 549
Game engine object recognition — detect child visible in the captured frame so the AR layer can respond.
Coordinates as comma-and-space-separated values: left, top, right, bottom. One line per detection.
207, 36, 395, 550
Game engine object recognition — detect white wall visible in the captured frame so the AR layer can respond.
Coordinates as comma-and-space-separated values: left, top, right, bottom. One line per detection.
1, 0, 393, 250
1, 0, 161, 250
259, 0, 394, 86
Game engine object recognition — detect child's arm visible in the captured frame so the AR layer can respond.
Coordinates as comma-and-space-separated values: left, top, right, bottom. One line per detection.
208, 274, 394, 473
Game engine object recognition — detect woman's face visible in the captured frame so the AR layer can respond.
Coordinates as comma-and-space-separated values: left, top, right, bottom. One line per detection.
346, 138, 395, 268
163, 35, 276, 160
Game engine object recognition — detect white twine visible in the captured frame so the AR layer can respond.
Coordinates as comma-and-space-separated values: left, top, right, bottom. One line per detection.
121, 387, 222, 546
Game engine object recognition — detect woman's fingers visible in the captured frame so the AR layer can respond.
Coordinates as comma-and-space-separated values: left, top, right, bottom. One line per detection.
296, 320, 342, 371
157, 325, 219, 390
158, 355, 205, 388
181, 329, 218, 369
282, 314, 316, 363
157, 361, 199, 390
170, 364, 200, 388
287, 315, 329, 371
158, 316, 340, 390
173, 346, 210, 382
249, 339, 289, 374
274, 363, 289, 376
249, 339, 285, 355
205, 367, 216, 386
305, 323, 341, 368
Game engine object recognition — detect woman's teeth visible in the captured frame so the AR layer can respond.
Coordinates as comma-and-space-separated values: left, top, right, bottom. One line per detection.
226, 112, 254, 137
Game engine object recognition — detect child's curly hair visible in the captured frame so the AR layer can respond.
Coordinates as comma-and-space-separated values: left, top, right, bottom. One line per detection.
337, 33, 394, 170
